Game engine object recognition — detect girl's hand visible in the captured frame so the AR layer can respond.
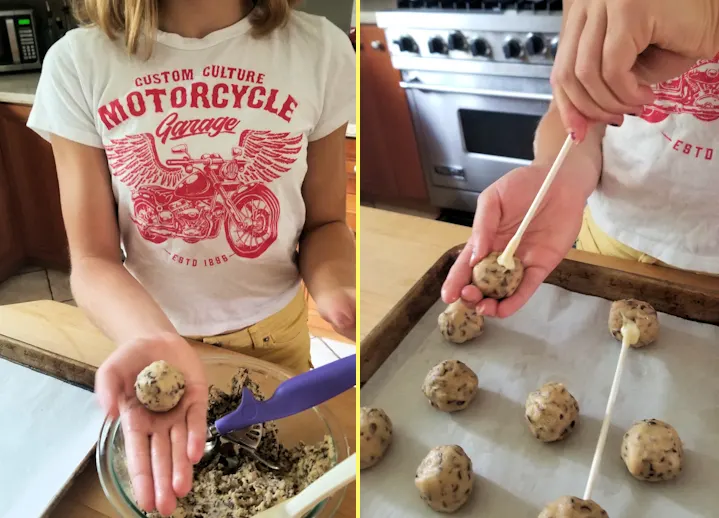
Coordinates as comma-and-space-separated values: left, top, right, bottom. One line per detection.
95, 333, 208, 516
314, 286, 356, 342
441, 163, 587, 318
553, 0, 719, 140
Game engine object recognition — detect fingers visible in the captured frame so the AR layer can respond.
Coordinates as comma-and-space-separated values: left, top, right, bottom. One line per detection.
553, 1, 657, 138
151, 432, 176, 517
554, 6, 619, 125
186, 399, 209, 464
95, 363, 123, 418
441, 243, 475, 304
460, 285, 483, 305
552, 88, 588, 142
322, 295, 356, 339
495, 266, 550, 319
171, 424, 192, 498
574, 4, 634, 117
603, 6, 655, 105
121, 411, 155, 512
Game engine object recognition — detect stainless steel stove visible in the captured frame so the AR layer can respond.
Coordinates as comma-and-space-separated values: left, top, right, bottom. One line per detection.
376, 3, 562, 212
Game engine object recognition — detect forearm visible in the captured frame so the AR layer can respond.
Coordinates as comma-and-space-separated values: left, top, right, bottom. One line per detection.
534, 102, 605, 200
70, 256, 177, 345
298, 221, 355, 298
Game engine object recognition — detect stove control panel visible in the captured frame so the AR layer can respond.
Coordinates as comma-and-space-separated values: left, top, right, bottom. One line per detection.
388, 29, 559, 64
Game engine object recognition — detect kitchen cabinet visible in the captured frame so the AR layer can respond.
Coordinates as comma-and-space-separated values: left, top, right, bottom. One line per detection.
0, 146, 23, 281
0, 103, 69, 281
359, 24, 428, 203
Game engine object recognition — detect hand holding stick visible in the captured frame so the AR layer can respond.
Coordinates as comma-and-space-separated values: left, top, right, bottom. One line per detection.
497, 135, 575, 270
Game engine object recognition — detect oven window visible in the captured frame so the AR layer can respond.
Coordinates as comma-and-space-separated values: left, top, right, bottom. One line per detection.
459, 109, 540, 161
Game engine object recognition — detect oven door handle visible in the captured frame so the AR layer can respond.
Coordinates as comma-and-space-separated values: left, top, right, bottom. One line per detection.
399, 81, 553, 102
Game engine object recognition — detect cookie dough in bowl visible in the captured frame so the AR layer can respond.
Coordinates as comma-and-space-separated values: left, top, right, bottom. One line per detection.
134, 360, 186, 412
538, 496, 608, 517
415, 445, 474, 513
360, 407, 393, 470
98, 355, 350, 518
608, 299, 659, 348
621, 419, 684, 482
438, 300, 485, 344
471, 251, 524, 300
525, 382, 579, 442
422, 360, 479, 412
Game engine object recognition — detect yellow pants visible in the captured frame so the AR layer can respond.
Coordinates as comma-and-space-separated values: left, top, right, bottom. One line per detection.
188, 288, 312, 374
575, 207, 666, 265
576, 207, 717, 276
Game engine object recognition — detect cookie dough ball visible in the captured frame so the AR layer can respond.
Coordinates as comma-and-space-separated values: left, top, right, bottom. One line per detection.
415, 445, 474, 513
621, 419, 683, 482
438, 301, 485, 344
135, 360, 186, 412
422, 360, 479, 412
538, 496, 608, 518
525, 382, 579, 442
359, 407, 393, 470
471, 251, 524, 300
608, 299, 659, 348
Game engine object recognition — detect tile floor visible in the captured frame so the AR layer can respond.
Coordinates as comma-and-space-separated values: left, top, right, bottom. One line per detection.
0, 266, 74, 306
0, 267, 350, 368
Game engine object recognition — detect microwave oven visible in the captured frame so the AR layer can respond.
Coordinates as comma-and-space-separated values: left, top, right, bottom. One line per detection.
0, 9, 40, 72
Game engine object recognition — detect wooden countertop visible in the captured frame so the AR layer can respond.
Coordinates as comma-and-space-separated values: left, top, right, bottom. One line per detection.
359, 207, 719, 341
0, 300, 356, 518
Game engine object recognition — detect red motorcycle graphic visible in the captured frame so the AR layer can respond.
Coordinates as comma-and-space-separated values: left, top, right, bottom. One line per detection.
642, 55, 719, 123
106, 130, 302, 259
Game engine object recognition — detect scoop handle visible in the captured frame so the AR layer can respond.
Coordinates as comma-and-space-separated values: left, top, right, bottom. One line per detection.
215, 355, 356, 435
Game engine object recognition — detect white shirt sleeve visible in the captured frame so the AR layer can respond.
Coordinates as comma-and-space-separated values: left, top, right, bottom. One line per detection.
27, 35, 104, 148
308, 19, 356, 142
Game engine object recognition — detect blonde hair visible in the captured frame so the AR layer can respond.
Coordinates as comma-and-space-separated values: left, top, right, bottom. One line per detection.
72, 0, 299, 58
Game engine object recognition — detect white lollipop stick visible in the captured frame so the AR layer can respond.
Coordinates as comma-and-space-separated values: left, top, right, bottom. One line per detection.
583, 319, 640, 500
497, 134, 575, 270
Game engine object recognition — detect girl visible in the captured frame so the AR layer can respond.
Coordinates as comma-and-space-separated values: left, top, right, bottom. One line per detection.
28, 0, 355, 515
442, 0, 719, 319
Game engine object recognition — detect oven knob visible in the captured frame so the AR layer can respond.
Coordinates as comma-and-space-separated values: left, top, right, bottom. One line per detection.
502, 38, 523, 59
448, 31, 468, 52
470, 38, 491, 57
525, 33, 546, 56
396, 35, 419, 53
428, 36, 448, 55
549, 36, 560, 59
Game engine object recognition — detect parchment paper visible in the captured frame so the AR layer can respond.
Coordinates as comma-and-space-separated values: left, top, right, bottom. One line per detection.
361, 284, 719, 517
0, 358, 106, 518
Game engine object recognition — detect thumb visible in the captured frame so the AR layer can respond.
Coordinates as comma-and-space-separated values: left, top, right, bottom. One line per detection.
633, 47, 698, 86
469, 187, 502, 266
442, 185, 503, 305
95, 362, 124, 418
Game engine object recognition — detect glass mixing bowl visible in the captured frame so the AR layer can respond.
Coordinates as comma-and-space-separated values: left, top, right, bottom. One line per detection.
96, 354, 350, 517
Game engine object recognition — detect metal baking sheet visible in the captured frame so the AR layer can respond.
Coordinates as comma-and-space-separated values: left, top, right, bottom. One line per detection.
360, 284, 719, 517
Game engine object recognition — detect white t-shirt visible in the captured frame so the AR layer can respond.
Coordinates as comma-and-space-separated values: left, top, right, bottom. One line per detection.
588, 55, 719, 273
28, 12, 355, 335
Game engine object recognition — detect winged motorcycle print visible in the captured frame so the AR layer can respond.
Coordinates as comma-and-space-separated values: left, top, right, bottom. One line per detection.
106, 130, 302, 259
642, 54, 719, 124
